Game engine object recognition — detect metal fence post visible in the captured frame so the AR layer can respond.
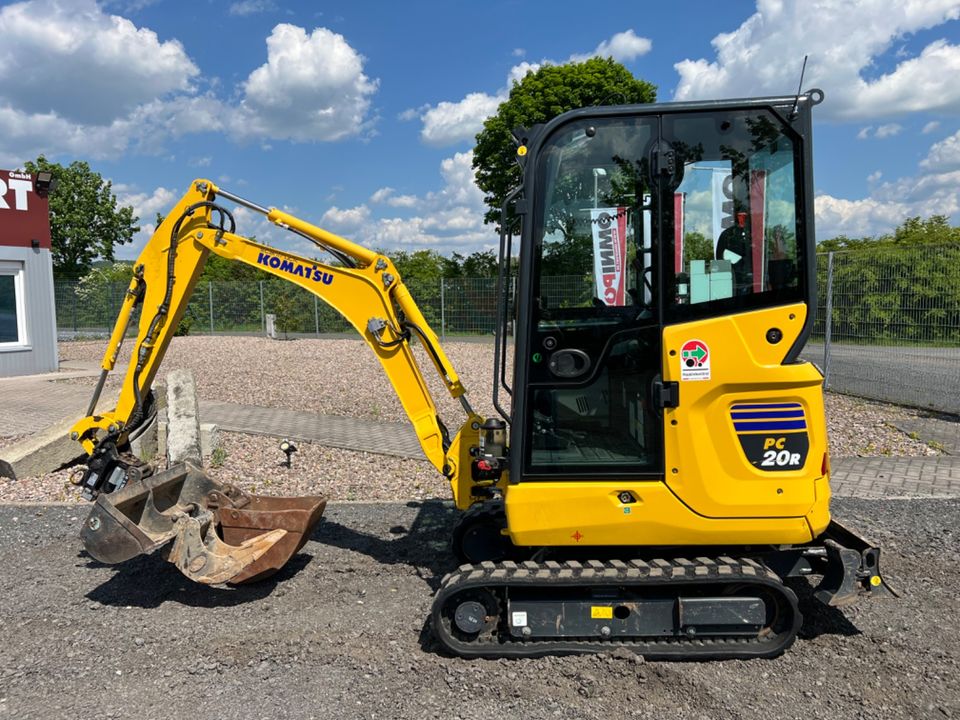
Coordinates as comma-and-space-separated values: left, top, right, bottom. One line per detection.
823, 251, 834, 389
259, 280, 265, 334
314, 294, 320, 337
440, 278, 446, 341
208, 282, 215, 335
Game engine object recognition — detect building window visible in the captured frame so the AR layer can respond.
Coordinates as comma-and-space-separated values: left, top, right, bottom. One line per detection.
0, 261, 26, 347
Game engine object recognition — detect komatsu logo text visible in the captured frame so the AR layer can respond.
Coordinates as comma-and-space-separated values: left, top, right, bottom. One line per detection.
257, 252, 334, 285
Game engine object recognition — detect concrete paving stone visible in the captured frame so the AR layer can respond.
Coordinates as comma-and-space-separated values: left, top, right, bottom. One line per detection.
890, 416, 960, 455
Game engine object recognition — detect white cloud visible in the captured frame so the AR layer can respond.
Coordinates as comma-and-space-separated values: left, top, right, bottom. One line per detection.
875, 123, 903, 139
858, 123, 904, 140
0, 104, 133, 166
867, 170, 883, 183
369, 187, 419, 208
369, 188, 394, 204
429, 151, 486, 207
317, 151, 495, 254
922, 120, 942, 134
0, 3, 379, 163
233, 24, 378, 142
112, 185, 177, 258
814, 195, 911, 238
570, 30, 653, 63
397, 107, 423, 122
114, 151, 496, 258
229, 0, 276, 16
420, 93, 502, 146
817, 132, 960, 238
0, 0, 197, 126
116, 185, 177, 222
320, 204, 372, 233
674, 0, 960, 121
920, 129, 960, 172
417, 30, 652, 146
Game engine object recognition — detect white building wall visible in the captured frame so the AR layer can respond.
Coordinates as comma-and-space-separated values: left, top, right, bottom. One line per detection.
0, 246, 58, 376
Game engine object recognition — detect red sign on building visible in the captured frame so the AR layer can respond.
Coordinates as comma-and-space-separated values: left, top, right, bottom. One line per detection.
0, 170, 51, 249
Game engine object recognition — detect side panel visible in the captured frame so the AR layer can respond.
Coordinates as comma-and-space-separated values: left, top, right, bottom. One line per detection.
503, 481, 815, 546
661, 302, 829, 519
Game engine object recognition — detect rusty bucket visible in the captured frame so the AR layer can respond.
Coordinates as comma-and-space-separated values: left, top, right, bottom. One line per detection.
81, 462, 326, 585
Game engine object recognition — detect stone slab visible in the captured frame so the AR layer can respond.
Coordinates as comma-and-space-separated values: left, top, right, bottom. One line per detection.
165, 369, 202, 466
0, 416, 85, 480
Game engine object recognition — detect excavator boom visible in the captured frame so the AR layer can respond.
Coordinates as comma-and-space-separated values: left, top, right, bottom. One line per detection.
72, 179, 485, 584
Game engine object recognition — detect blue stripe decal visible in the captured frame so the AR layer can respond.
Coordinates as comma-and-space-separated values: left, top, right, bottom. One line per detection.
731, 403, 802, 410
734, 420, 807, 432
730, 410, 806, 420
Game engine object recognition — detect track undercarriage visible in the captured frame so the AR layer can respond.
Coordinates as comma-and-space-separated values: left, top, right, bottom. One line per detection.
434, 556, 801, 659
436, 506, 894, 659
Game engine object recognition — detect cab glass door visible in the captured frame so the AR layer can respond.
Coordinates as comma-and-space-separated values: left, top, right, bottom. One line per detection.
523, 115, 663, 477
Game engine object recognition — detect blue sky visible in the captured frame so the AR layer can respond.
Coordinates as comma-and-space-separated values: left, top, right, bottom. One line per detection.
1, 0, 959, 261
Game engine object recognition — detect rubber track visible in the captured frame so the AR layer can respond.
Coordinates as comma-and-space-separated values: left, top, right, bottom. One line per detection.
432, 556, 802, 659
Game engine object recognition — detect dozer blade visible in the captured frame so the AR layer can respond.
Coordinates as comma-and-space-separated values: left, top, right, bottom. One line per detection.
80, 462, 327, 584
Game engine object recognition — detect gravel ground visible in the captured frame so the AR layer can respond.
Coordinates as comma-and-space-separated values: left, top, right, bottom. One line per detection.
0, 336, 943, 504
0, 497, 956, 719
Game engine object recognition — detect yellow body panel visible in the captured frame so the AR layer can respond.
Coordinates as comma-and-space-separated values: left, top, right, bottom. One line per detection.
662, 304, 826, 519
504, 482, 817, 547
504, 303, 832, 547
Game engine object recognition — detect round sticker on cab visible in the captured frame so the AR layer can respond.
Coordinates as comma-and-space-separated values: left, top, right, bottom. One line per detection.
680, 339, 710, 381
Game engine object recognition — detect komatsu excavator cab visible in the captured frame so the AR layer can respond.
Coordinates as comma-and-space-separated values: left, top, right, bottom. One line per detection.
494, 91, 828, 548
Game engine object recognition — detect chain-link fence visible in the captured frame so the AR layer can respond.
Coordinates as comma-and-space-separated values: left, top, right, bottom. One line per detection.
806, 243, 960, 414
54, 275, 531, 340
54, 245, 960, 414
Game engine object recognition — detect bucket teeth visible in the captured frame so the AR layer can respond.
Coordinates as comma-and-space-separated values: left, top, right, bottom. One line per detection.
80, 461, 326, 585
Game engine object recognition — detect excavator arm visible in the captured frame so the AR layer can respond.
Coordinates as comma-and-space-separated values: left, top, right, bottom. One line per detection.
72, 179, 496, 584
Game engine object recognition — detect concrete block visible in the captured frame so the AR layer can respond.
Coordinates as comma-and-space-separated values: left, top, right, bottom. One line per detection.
157, 414, 167, 457
129, 381, 166, 462
200, 423, 220, 459
166, 369, 202, 466
0, 416, 85, 480
129, 414, 158, 462
155, 407, 219, 461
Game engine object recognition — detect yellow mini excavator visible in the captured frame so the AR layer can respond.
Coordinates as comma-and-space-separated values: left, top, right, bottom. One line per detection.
71, 89, 893, 659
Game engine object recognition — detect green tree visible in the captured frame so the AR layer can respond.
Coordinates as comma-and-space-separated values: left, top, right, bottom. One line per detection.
473, 57, 656, 228
23, 156, 139, 278
683, 231, 714, 264
385, 249, 448, 325
388, 249, 448, 284
200, 252, 268, 282
455, 250, 499, 278
817, 216, 960, 344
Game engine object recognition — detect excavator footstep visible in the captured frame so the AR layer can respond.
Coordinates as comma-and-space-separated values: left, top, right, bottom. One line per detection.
80, 462, 326, 584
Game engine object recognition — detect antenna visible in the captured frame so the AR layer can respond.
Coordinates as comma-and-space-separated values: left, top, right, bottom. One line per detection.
789, 55, 809, 120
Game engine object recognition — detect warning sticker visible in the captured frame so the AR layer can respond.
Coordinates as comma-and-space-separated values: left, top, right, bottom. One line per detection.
680, 339, 711, 381
591, 606, 613, 619
511, 611, 528, 627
